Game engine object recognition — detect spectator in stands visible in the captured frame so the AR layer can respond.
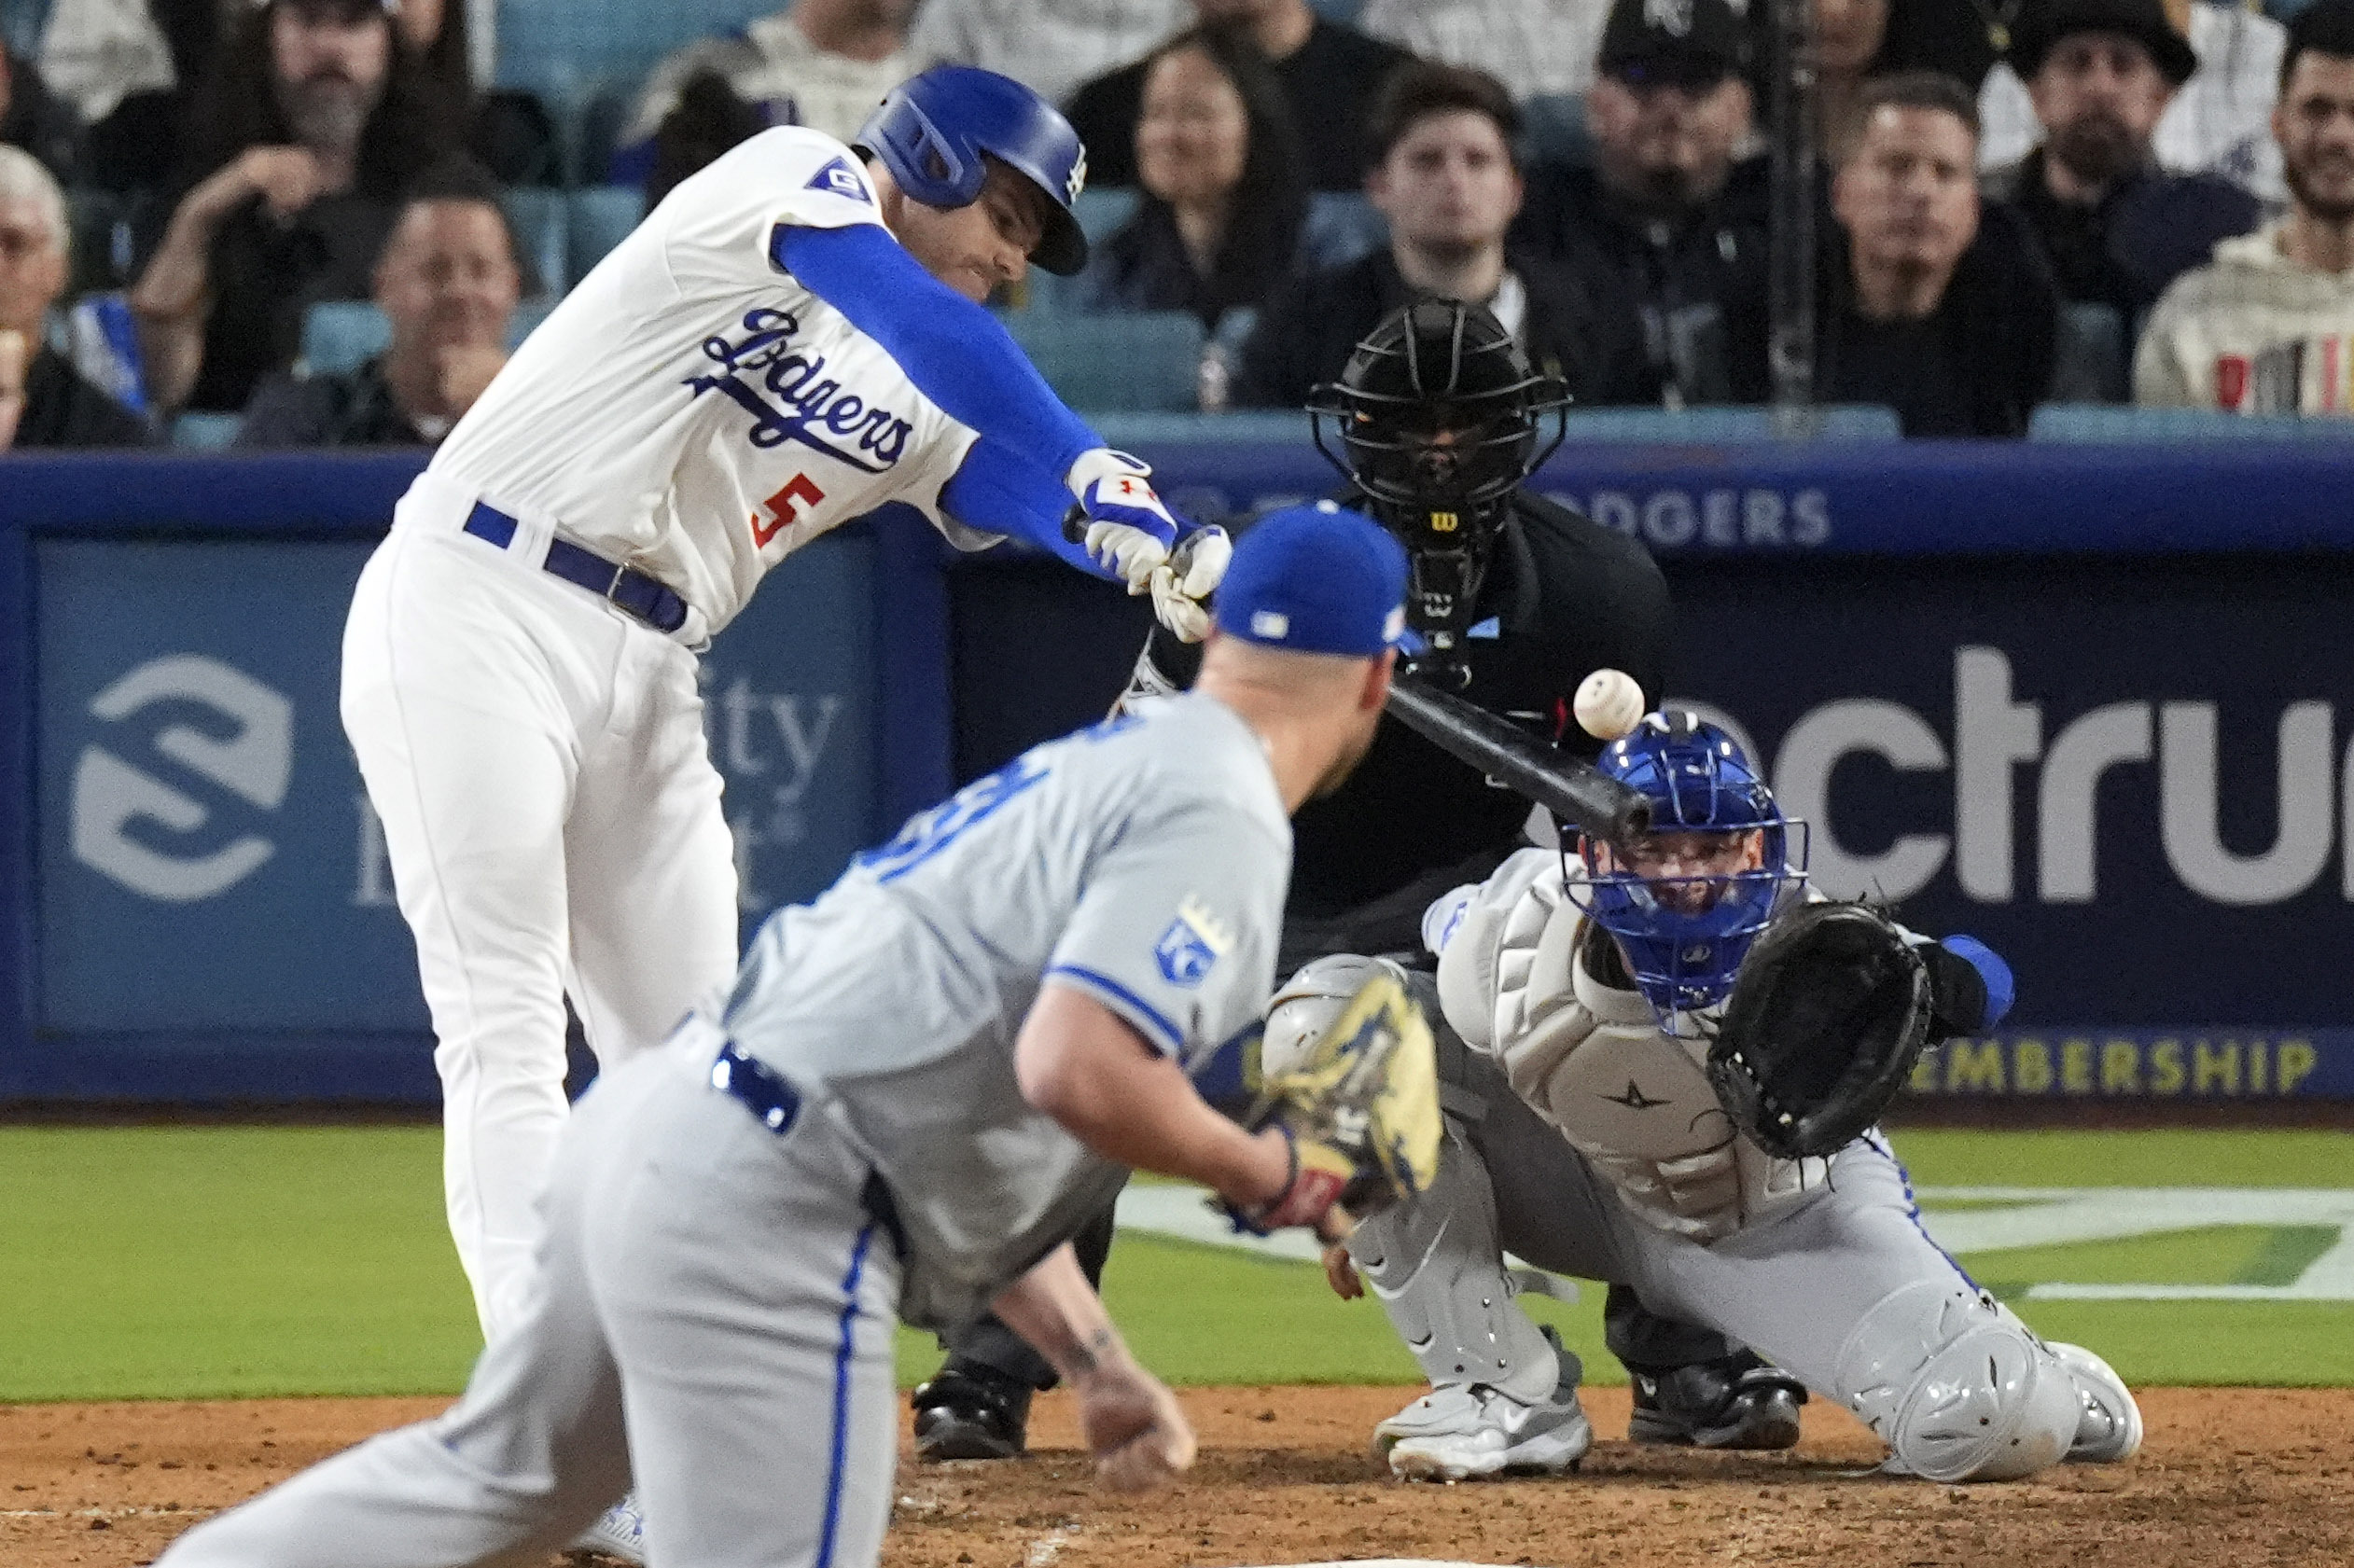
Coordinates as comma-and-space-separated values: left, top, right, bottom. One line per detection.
1983, 1, 2291, 201
0, 144, 148, 449
1513, 0, 1767, 406
1237, 62, 1652, 410
1065, 0, 1415, 190
394, 0, 561, 186
50, 0, 225, 194
238, 160, 522, 446
1818, 0, 1894, 165
128, 0, 461, 416
616, 0, 920, 185
911, 0, 1188, 112
2137, 0, 2354, 410
1735, 72, 2056, 435
644, 71, 773, 207
1981, 0, 2261, 327
1073, 25, 1304, 327
1, 35, 84, 184
1358, 0, 1611, 103
1877, 0, 2025, 93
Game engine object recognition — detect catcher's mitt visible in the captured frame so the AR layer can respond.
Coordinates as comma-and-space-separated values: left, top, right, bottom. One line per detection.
1706, 901, 1933, 1160
1227, 969, 1442, 1235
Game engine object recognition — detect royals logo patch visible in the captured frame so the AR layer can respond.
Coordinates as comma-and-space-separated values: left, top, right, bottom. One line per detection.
1154, 896, 1234, 988
806, 157, 871, 203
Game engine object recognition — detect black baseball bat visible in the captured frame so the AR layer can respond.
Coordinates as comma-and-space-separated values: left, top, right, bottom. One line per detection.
1386, 673, 1652, 846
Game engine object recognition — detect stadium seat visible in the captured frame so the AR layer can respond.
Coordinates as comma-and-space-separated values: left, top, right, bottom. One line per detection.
1307, 0, 1364, 20
171, 412, 243, 450
1557, 405, 1905, 442
1302, 192, 1388, 270
1093, 409, 1313, 447
1005, 312, 1206, 412
568, 187, 646, 285
493, 0, 776, 104
1522, 94, 1595, 170
1071, 188, 1142, 248
1212, 307, 1258, 357
2051, 302, 2130, 404
500, 187, 570, 299
2028, 405, 2354, 441
301, 302, 394, 377
300, 298, 569, 377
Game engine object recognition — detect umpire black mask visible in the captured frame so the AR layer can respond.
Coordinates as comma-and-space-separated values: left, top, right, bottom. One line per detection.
1309, 299, 1567, 678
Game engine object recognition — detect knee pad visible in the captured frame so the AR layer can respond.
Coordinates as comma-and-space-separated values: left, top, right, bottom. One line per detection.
1346, 1129, 1558, 1404
1833, 1281, 2081, 1483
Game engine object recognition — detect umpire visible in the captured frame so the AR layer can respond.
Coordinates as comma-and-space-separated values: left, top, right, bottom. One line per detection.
912, 298, 1802, 1460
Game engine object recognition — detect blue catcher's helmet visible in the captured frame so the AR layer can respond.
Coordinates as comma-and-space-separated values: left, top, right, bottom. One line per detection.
1566, 711, 1808, 1029
855, 66, 1091, 275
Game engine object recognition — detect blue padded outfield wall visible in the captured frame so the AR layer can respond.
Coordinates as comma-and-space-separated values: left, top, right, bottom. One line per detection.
6, 439, 2354, 1104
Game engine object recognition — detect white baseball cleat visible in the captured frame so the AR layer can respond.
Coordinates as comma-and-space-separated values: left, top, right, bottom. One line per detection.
2050, 1342, 2142, 1464
569, 1495, 648, 1563
1379, 1382, 1594, 1482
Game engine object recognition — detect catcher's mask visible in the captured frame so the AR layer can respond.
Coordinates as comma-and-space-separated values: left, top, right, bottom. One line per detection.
1565, 712, 1809, 1031
1307, 299, 1568, 673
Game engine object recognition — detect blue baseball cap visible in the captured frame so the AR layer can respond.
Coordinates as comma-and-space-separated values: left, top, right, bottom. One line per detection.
1214, 503, 1408, 658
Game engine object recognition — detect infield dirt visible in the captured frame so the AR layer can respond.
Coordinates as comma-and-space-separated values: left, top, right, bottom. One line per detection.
5, 1386, 2348, 1568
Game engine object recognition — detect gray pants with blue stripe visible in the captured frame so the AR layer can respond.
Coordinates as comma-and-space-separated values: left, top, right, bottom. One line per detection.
1395, 1050, 1978, 1403
154, 1039, 902, 1568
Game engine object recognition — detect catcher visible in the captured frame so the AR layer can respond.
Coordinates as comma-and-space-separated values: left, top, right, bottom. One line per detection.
1275, 710, 2143, 1484
151, 506, 1441, 1568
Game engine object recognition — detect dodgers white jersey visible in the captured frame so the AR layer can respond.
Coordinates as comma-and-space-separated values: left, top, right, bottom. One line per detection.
717, 693, 1290, 1328
429, 127, 995, 640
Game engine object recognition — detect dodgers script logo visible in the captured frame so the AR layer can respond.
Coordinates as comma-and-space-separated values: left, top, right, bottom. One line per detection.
684, 308, 914, 472
1154, 895, 1234, 988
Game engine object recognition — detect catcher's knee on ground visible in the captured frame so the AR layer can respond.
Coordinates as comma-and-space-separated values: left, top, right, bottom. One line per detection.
1345, 1130, 1559, 1404
1833, 1280, 2100, 1482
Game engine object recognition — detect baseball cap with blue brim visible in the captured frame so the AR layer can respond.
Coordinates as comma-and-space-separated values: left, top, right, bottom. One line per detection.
1214, 503, 1409, 658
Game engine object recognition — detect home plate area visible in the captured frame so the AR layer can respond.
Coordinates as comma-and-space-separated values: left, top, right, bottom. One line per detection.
881, 1384, 2354, 1568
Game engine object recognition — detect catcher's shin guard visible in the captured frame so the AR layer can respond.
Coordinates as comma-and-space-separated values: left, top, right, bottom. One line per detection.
1345, 1127, 1559, 1405
1834, 1281, 2082, 1482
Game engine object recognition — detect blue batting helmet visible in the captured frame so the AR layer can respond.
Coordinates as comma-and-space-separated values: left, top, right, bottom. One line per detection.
855, 66, 1091, 275
1566, 711, 1808, 1029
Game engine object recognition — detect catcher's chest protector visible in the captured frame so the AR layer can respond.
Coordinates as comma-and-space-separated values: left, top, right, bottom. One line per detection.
1437, 849, 1829, 1242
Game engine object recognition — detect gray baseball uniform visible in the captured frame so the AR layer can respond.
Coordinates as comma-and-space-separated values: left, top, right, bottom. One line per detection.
153, 692, 1288, 1568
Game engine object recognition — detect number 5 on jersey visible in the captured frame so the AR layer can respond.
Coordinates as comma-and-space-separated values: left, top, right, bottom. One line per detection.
752, 473, 827, 548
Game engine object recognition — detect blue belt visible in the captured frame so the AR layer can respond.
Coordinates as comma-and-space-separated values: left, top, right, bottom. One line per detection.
462, 501, 689, 634
710, 1040, 801, 1134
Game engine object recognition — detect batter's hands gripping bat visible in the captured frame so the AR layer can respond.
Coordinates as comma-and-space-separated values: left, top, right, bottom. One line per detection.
1386, 672, 1653, 848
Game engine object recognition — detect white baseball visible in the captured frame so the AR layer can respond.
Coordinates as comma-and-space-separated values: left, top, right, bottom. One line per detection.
1572, 669, 1645, 741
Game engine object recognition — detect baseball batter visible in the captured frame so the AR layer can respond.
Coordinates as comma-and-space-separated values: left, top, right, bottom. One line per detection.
343, 65, 1229, 1361
1272, 713, 2144, 1483
156, 506, 1409, 1568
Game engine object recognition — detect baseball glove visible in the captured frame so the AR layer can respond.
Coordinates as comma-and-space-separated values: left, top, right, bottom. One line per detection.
1226, 970, 1442, 1235
1706, 901, 1934, 1160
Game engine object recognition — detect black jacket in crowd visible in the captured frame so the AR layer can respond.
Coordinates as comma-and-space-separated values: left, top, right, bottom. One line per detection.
234, 354, 445, 448
1073, 197, 1302, 330
1511, 156, 1780, 408
1234, 246, 1660, 413
1149, 491, 1672, 963
1985, 150, 2262, 328
12, 346, 152, 449
1730, 199, 2058, 437
1063, 17, 1414, 192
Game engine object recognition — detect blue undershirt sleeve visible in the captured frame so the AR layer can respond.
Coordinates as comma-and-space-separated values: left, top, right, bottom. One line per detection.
771, 221, 1104, 484
940, 436, 1105, 576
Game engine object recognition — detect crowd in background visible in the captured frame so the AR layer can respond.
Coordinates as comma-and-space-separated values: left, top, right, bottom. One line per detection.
3, 0, 2353, 453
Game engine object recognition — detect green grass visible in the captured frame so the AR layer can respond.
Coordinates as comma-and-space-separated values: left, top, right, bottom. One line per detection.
4, 1125, 2351, 1402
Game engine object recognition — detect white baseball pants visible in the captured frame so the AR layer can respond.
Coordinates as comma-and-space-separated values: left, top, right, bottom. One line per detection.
342, 473, 740, 1337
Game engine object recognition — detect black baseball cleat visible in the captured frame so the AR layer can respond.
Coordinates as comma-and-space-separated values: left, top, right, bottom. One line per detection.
912, 1366, 1034, 1462
1625, 1352, 1807, 1450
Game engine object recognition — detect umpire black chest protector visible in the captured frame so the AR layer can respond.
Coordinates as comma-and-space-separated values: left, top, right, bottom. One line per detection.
1288, 491, 1671, 921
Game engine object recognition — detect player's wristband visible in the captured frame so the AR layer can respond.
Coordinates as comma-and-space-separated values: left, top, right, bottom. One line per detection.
1223, 1128, 1350, 1237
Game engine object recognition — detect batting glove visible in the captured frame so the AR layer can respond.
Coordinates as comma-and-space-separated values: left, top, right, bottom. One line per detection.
1147, 524, 1231, 643
1067, 449, 1179, 587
